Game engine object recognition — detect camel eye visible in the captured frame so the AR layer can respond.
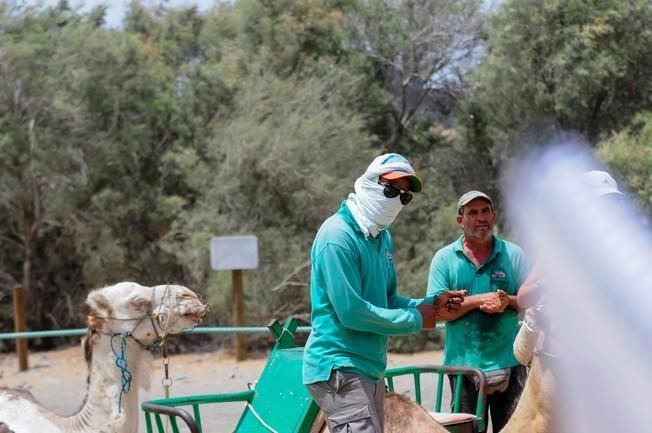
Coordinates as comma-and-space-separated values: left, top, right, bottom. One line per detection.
131, 297, 151, 312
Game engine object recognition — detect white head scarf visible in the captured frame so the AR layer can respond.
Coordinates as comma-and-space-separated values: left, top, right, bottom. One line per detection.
346, 153, 421, 238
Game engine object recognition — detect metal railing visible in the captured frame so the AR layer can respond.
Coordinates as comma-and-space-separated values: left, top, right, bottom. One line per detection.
0, 326, 314, 340
0, 324, 443, 340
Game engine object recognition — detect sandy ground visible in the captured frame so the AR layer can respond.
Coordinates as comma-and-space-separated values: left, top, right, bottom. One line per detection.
0, 345, 451, 433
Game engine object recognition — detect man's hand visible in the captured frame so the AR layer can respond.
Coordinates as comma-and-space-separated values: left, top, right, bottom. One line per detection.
417, 303, 438, 329
434, 290, 467, 316
420, 290, 467, 327
479, 290, 509, 314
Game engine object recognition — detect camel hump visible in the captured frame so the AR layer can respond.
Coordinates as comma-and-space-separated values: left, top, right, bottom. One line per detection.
385, 391, 421, 407
311, 392, 450, 433
384, 392, 449, 433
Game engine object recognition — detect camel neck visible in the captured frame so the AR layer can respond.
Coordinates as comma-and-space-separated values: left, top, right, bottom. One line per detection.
499, 357, 554, 433
60, 334, 150, 433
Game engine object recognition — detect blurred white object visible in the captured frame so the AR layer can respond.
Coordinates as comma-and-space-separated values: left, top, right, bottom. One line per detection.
582, 170, 623, 197
505, 141, 651, 433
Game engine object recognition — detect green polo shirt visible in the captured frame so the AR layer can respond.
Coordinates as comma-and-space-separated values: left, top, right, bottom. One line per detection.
303, 202, 435, 385
427, 235, 529, 372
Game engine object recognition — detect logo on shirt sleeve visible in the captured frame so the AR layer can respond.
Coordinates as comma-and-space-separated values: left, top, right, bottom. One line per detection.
386, 249, 393, 263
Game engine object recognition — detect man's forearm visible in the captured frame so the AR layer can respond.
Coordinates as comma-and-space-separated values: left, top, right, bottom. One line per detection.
437, 294, 485, 321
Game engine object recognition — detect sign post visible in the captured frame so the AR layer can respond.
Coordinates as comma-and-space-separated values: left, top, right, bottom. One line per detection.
231, 269, 245, 360
210, 235, 258, 361
13, 285, 29, 371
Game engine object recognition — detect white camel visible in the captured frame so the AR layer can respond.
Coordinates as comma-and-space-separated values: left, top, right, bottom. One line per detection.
0, 282, 208, 433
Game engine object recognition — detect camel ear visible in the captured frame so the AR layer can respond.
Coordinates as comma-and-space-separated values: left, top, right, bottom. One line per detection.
86, 290, 113, 318
81, 332, 98, 369
127, 293, 152, 314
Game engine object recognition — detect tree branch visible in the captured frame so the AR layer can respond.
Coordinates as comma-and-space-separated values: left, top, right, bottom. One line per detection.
271, 260, 311, 292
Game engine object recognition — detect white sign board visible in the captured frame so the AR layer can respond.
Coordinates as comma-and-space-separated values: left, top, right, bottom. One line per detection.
210, 236, 259, 270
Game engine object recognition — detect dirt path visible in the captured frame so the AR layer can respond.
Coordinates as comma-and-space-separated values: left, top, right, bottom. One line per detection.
0, 345, 446, 432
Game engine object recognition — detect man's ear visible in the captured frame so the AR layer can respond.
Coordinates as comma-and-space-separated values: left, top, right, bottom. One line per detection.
456, 214, 464, 227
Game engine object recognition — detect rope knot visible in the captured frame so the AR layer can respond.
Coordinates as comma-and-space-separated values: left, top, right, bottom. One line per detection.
110, 333, 133, 413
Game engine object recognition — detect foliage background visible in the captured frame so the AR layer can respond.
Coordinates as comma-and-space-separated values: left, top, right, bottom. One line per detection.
1, 0, 651, 352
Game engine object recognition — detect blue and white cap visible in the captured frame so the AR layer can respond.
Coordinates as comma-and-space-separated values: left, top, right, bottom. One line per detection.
363, 153, 423, 192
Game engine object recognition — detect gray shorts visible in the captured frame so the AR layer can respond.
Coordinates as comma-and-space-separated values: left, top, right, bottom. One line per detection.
307, 370, 385, 433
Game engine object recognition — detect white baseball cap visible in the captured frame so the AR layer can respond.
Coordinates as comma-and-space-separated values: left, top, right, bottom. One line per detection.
582, 170, 623, 197
365, 153, 423, 192
457, 190, 493, 214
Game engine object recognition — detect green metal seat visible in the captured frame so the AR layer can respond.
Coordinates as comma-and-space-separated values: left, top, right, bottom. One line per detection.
142, 318, 487, 433
385, 365, 487, 433
142, 318, 319, 433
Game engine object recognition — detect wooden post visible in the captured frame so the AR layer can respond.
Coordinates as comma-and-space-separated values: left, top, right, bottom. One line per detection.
210, 236, 257, 362
232, 269, 247, 361
13, 285, 29, 371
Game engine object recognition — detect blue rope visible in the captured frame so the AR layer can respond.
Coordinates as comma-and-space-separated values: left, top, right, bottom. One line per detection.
110, 333, 133, 413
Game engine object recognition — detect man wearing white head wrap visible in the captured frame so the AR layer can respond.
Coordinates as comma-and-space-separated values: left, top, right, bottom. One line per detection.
303, 153, 466, 433
346, 153, 422, 238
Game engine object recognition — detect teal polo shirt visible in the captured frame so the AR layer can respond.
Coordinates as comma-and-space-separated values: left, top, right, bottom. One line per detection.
303, 202, 435, 385
427, 235, 529, 372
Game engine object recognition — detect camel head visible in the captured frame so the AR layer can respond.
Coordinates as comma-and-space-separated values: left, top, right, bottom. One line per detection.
86, 282, 208, 345
0, 283, 207, 433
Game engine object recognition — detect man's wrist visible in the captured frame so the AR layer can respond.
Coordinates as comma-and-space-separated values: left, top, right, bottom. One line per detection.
421, 294, 437, 306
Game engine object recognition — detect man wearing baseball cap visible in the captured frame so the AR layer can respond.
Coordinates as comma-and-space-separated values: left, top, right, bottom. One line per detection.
426, 190, 530, 432
303, 153, 466, 433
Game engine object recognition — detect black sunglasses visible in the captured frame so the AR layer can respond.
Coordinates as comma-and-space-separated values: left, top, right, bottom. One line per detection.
379, 180, 413, 205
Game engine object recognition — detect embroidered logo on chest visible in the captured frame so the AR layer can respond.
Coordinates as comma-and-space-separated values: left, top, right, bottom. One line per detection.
491, 270, 506, 279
